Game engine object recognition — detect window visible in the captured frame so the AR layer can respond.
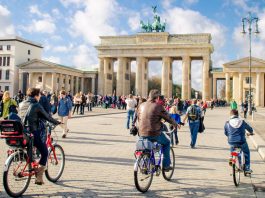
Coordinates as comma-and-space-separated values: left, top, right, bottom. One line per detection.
57, 78, 59, 83
107, 74, 112, 80
126, 63, 129, 71
0, 70, 2, 80
6, 70, 9, 80
108, 63, 111, 70
5, 86, 9, 91
125, 74, 130, 80
7, 45, 11, 50
28, 58, 30, 61
38, 76, 42, 82
0, 86, 1, 91
69, 79, 71, 84
245, 77, 252, 84
28, 50, 30, 55
63, 79, 65, 83
7, 57, 10, 66
0, 45, 2, 50
0, 57, 2, 66
3, 57, 6, 66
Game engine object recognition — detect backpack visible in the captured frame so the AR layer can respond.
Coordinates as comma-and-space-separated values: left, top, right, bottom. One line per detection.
188, 105, 199, 121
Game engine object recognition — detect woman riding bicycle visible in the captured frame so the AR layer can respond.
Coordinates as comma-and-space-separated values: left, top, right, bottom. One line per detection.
19, 88, 61, 185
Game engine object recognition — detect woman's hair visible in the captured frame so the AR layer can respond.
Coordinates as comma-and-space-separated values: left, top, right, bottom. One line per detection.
26, 88, 40, 97
3, 91, 10, 102
60, 90, 66, 95
169, 105, 178, 114
75, 93, 80, 97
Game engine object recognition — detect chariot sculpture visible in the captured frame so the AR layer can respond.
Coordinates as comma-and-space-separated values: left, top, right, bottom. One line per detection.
140, 6, 166, 33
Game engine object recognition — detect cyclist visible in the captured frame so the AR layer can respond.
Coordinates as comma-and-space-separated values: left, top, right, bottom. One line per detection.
136, 89, 178, 171
19, 88, 61, 185
224, 109, 254, 174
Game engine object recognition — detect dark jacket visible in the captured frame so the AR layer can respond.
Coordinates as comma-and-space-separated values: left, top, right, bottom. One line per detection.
19, 97, 60, 132
137, 100, 177, 137
39, 95, 51, 114
224, 116, 253, 145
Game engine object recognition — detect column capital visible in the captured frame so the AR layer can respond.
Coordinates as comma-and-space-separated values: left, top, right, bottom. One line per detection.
162, 56, 172, 63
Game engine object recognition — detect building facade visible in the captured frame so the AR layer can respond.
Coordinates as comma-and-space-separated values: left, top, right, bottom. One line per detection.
0, 36, 42, 96
212, 57, 265, 107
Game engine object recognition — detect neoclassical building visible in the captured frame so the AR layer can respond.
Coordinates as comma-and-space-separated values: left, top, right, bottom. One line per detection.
212, 57, 265, 107
18, 59, 97, 95
96, 32, 214, 100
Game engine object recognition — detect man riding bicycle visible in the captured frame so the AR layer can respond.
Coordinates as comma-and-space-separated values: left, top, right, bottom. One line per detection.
136, 89, 178, 171
19, 88, 61, 185
224, 109, 254, 174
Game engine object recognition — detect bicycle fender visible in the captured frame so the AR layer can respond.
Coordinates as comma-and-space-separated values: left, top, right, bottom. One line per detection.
134, 159, 139, 171
3, 152, 18, 171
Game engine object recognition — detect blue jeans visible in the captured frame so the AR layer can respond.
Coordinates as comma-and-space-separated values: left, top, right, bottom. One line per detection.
170, 128, 178, 145
189, 120, 200, 147
145, 133, 171, 167
126, 110, 135, 129
230, 142, 250, 169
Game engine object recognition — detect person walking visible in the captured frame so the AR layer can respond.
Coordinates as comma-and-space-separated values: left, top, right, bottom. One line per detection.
0, 91, 18, 119
58, 90, 72, 138
125, 94, 137, 129
80, 92, 86, 115
72, 93, 81, 115
243, 100, 248, 118
230, 99, 237, 110
87, 92, 93, 111
183, 99, 201, 149
169, 106, 181, 146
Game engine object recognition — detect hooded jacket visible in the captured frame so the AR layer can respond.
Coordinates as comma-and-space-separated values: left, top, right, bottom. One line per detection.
224, 116, 253, 145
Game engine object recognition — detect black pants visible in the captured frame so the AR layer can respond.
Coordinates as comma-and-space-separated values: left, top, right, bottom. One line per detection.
80, 103, 85, 114
244, 110, 247, 118
73, 104, 80, 114
87, 103, 92, 111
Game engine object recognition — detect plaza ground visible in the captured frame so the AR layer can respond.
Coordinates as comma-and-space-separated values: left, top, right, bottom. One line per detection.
0, 107, 265, 197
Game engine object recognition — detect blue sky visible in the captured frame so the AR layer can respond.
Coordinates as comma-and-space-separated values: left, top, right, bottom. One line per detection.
1, 0, 265, 90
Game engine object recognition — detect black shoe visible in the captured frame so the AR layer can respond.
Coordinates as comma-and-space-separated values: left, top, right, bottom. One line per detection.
62, 134, 66, 138
163, 166, 173, 172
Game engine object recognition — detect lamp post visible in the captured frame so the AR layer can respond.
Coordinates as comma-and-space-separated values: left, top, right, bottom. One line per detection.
241, 12, 259, 116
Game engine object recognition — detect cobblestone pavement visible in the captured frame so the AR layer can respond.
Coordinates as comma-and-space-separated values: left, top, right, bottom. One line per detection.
0, 107, 265, 197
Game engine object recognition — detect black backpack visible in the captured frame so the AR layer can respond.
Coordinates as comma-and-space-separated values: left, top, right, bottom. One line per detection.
188, 105, 199, 121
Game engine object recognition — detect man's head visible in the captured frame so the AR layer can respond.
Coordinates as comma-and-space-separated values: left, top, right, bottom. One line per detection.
230, 109, 239, 117
192, 99, 198, 105
42, 90, 48, 96
129, 94, 133, 99
148, 89, 160, 101
60, 90, 66, 98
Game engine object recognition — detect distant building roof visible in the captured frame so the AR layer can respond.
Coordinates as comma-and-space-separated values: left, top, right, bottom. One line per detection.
211, 68, 223, 72
0, 36, 43, 48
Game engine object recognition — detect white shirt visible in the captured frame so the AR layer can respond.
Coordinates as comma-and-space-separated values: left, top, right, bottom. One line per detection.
125, 98, 137, 110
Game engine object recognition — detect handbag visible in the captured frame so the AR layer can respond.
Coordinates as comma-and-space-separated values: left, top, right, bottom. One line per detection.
198, 117, 205, 133
130, 126, 138, 136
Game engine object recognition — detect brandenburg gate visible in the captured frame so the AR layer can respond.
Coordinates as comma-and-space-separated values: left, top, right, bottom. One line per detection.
96, 32, 213, 100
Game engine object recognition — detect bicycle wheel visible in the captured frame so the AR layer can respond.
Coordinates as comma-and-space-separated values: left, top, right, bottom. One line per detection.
162, 147, 175, 181
45, 144, 65, 182
232, 156, 240, 186
3, 150, 31, 197
134, 153, 153, 193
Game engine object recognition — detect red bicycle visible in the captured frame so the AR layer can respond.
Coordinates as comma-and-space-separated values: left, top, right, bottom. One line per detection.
0, 120, 65, 197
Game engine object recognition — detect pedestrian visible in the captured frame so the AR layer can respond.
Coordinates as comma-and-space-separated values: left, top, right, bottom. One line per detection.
87, 92, 93, 111
0, 91, 18, 119
72, 92, 81, 115
50, 92, 58, 115
125, 94, 137, 129
80, 92, 86, 115
58, 90, 72, 138
183, 99, 201, 149
169, 106, 181, 146
14, 90, 24, 104
39, 90, 50, 114
230, 99, 237, 110
243, 100, 248, 118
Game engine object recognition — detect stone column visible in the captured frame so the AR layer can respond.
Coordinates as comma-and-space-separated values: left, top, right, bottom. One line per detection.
260, 73, 265, 107
136, 57, 143, 96
75, 76, 79, 93
256, 73, 261, 106
225, 73, 231, 102
19, 72, 23, 91
188, 62, 191, 99
70, 75, 74, 94
117, 57, 126, 96
42, 72, 46, 90
28, 72, 34, 87
142, 58, 148, 98
182, 56, 190, 100
92, 77, 96, 94
51, 73, 57, 93
58, 73, 63, 92
202, 56, 210, 100
98, 58, 104, 95
213, 77, 217, 99
65, 75, 70, 92
80, 77, 84, 93
239, 73, 243, 104
162, 57, 172, 98
104, 58, 113, 95
169, 61, 173, 98
124, 59, 131, 96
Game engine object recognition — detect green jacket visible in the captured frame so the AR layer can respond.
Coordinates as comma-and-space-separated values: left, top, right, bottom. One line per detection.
1, 99, 17, 118
230, 101, 237, 110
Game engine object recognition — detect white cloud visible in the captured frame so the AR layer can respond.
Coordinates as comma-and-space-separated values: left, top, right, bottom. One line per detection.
53, 45, 69, 53
70, 0, 119, 45
73, 45, 98, 70
27, 19, 56, 34
59, 0, 84, 7
44, 56, 61, 64
0, 5, 15, 36
185, 0, 199, 5
128, 13, 140, 31
29, 5, 50, 19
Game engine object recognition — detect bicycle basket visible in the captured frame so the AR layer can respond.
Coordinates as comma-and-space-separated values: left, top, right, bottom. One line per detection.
0, 120, 25, 147
136, 138, 155, 151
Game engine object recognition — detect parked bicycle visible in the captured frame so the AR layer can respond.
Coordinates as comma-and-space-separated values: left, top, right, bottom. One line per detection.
134, 130, 175, 193
0, 120, 65, 197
